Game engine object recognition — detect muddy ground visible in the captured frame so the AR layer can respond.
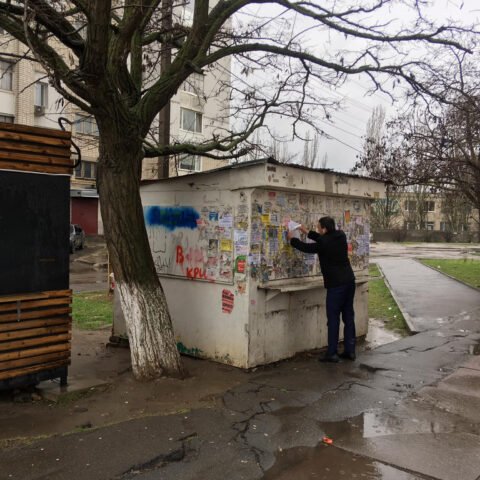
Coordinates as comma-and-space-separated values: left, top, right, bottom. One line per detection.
0, 326, 252, 445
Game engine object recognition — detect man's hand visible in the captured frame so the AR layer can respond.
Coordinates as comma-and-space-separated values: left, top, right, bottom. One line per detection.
298, 225, 308, 234
286, 230, 294, 241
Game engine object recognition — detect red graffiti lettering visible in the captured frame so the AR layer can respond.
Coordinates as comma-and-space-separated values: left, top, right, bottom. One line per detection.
176, 246, 184, 265
187, 267, 207, 279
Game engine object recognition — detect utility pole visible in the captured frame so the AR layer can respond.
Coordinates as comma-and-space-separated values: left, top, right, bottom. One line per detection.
157, 0, 173, 179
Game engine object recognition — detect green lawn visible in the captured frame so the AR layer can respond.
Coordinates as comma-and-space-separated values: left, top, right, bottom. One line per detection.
419, 258, 480, 289
72, 291, 113, 330
398, 242, 475, 246
368, 263, 409, 334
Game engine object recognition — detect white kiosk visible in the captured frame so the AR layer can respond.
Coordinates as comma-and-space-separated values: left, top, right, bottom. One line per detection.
113, 159, 384, 368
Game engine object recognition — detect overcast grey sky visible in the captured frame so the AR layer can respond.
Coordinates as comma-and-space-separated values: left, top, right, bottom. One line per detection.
233, 0, 480, 173
301, 0, 480, 172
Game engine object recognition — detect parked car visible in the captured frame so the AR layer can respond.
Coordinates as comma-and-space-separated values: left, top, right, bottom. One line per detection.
70, 224, 85, 253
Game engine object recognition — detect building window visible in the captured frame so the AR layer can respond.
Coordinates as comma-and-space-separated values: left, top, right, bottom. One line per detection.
424, 201, 435, 212
180, 107, 202, 133
440, 221, 447, 232
75, 160, 97, 179
178, 154, 201, 172
35, 81, 48, 107
0, 60, 13, 91
426, 222, 435, 231
404, 200, 416, 212
181, 73, 204, 95
405, 221, 416, 230
0, 114, 14, 123
74, 114, 99, 136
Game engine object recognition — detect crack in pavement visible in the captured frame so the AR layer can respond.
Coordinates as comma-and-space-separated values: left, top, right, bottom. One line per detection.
114, 433, 198, 479
222, 383, 271, 414
359, 363, 396, 373
226, 379, 383, 474
230, 398, 275, 475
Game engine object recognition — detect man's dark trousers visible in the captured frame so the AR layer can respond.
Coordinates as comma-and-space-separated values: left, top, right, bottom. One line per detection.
326, 280, 356, 356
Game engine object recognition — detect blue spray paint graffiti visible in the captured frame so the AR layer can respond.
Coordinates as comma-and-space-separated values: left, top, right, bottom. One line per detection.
144, 206, 200, 231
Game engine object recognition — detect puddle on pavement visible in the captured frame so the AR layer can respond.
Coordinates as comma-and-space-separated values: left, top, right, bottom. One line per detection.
321, 411, 447, 439
265, 409, 469, 479
320, 409, 480, 440
365, 319, 403, 350
263, 443, 421, 479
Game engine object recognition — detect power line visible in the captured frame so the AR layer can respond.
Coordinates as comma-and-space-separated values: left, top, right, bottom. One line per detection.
347, 77, 393, 104
311, 78, 383, 114
318, 127, 363, 154
220, 63, 365, 154
317, 118, 364, 140
328, 112, 366, 132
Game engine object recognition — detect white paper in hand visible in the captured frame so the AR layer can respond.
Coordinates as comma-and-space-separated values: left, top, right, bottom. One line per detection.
288, 221, 301, 231
288, 221, 302, 239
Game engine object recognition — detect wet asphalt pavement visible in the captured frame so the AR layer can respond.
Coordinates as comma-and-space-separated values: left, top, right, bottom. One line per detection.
2, 312, 479, 480
69, 239, 108, 293
2, 242, 479, 479
375, 257, 480, 332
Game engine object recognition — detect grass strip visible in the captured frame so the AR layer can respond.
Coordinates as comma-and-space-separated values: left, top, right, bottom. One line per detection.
368, 263, 408, 334
419, 258, 480, 289
72, 291, 113, 330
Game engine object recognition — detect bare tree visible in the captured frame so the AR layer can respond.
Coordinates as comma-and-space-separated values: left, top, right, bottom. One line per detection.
235, 130, 297, 163
359, 105, 386, 175
441, 192, 473, 238
319, 152, 328, 169
0, 0, 476, 379
370, 185, 400, 230
269, 137, 296, 164
356, 55, 480, 239
302, 131, 322, 168
400, 185, 434, 230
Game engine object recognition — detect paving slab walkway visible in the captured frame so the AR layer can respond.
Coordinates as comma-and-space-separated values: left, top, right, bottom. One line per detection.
375, 257, 480, 332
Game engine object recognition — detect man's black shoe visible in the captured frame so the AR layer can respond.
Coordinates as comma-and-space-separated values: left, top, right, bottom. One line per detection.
319, 354, 340, 363
339, 352, 356, 361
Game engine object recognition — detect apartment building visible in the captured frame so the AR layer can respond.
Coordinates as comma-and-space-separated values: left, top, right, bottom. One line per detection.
0, 15, 231, 235
373, 190, 479, 241
397, 193, 476, 233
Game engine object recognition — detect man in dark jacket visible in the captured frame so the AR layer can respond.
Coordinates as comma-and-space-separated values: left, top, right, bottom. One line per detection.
287, 216, 356, 363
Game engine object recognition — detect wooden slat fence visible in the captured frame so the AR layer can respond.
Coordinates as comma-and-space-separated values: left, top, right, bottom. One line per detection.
0, 122, 73, 387
0, 290, 72, 382
0, 122, 73, 174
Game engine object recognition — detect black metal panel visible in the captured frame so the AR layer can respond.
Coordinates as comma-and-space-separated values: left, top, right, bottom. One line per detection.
0, 171, 70, 295
0, 366, 68, 390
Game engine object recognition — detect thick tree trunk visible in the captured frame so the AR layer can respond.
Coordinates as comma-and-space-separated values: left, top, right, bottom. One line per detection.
96, 120, 185, 380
